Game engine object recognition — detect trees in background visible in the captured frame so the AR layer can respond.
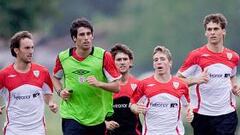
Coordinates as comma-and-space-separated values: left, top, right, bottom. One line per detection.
0, 0, 59, 39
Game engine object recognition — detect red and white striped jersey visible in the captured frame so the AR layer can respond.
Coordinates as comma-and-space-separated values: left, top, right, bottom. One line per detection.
0, 63, 53, 135
178, 45, 239, 116
131, 76, 189, 135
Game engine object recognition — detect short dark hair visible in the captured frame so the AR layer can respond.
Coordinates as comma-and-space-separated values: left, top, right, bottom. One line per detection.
203, 13, 227, 30
110, 43, 134, 68
70, 17, 93, 41
10, 31, 33, 57
153, 45, 172, 62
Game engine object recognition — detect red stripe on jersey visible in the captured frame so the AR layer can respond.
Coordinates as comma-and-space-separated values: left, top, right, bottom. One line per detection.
194, 84, 201, 113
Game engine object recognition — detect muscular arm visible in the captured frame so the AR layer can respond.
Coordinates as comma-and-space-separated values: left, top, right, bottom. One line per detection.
176, 69, 209, 86
87, 76, 120, 93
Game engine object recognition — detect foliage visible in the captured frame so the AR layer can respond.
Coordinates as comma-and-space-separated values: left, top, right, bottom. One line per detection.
104, 0, 240, 74
0, 0, 59, 39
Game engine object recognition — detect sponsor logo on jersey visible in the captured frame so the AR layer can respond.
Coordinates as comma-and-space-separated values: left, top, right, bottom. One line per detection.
79, 76, 87, 83
173, 82, 179, 89
226, 53, 233, 60
170, 103, 178, 108
151, 102, 168, 108
13, 94, 31, 100
33, 70, 40, 77
151, 102, 178, 108
73, 69, 90, 75
131, 83, 137, 91
209, 73, 223, 78
113, 103, 129, 108
33, 92, 40, 98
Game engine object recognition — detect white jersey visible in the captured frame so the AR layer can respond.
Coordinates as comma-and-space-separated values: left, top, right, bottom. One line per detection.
0, 63, 53, 135
131, 76, 189, 135
178, 45, 239, 116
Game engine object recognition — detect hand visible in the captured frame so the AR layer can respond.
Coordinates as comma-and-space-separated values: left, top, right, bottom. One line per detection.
49, 102, 58, 113
186, 105, 194, 122
105, 120, 120, 130
196, 68, 209, 84
130, 103, 148, 114
232, 84, 240, 96
87, 76, 101, 87
60, 89, 72, 100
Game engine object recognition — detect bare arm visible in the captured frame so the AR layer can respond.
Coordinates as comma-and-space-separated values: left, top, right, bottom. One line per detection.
44, 94, 58, 113
231, 76, 240, 96
176, 69, 209, 86
52, 76, 72, 100
87, 76, 120, 93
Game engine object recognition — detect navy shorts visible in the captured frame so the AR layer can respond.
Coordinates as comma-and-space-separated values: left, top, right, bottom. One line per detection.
191, 111, 238, 135
62, 118, 106, 135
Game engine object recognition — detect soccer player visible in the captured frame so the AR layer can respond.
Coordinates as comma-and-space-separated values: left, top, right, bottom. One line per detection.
130, 45, 193, 135
177, 13, 240, 135
105, 43, 141, 135
52, 18, 121, 135
0, 31, 58, 135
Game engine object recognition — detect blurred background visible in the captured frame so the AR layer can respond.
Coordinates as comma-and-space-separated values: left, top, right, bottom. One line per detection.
0, 0, 240, 134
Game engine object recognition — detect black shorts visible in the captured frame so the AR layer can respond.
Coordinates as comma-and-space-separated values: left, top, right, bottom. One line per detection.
191, 111, 238, 135
62, 118, 106, 135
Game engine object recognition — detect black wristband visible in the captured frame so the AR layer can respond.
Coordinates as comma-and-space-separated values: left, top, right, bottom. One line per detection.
57, 89, 63, 96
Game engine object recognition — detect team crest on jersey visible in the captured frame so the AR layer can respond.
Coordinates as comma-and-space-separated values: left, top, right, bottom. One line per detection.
33, 70, 40, 77
172, 82, 179, 89
79, 76, 86, 83
131, 83, 137, 91
226, 53, 233, 60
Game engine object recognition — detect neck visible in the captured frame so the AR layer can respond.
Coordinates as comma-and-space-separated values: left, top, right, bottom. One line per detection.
207, 41, 224, 53
14, 59, 31, 73
154, 72, 171, 83
120, 72, 129, 84
76, 47, 92, 58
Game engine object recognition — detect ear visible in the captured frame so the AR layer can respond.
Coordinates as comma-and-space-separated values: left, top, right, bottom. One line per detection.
204, 31, 208, 37
73, 36, 77, 42
129, 59, 133, 68
169, 61, 173, 68
14, 48, 19, 55
223, 29, 226, 36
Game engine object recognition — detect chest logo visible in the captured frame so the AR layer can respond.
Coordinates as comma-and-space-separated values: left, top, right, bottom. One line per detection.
226, 53, 233, 60
173, 81, 179, 89
33, 70, 40, 77
73, 69, 90, 75
131, 83, 137, 91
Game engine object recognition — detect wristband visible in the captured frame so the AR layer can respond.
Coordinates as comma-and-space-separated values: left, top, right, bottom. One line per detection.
57, 88, 63, 96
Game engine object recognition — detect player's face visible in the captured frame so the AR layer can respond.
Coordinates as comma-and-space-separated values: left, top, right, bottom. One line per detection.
74, 27, 93, 51
15, 38, 34, 63
205, 21, 226, 45
114, 52, 132, 74
153, 52, 172, 75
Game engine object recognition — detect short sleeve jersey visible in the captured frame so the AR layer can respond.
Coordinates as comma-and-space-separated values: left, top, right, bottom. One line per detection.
0, 63, 53, 135
131, 76, 189, 135
178, 45, 239, 116
107, 75, 141, 135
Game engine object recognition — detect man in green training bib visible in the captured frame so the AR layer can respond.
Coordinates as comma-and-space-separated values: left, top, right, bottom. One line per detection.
52, 18, 121, 135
